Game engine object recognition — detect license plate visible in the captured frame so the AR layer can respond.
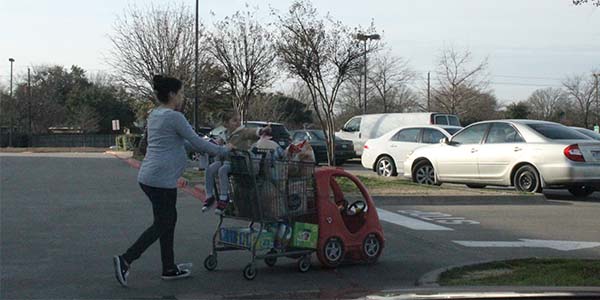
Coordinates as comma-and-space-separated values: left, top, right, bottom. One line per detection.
342, 145, 348, 149
592, 151, 600, 159
278, 141, 285, 146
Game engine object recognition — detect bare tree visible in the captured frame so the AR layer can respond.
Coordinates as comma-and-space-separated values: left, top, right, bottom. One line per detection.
573, 0, 600, 6
431, 47, 489, 115
209, 7, 277, 122
526, 88, 569, 121
109, 4, 196, 100
368, 52, 416, 113
562, 74, 597, 128
71, 105, 101, 134
274, 0, 377, 165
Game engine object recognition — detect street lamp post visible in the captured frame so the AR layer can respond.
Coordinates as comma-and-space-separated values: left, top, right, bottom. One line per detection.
8, 58, 15, 147
9, 58, 14, 98
594, 73, 600, 130
355, 34, 380, 114
194, 0, 199, 131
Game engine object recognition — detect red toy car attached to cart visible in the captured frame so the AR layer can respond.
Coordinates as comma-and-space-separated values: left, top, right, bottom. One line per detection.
314, 167, 385, 267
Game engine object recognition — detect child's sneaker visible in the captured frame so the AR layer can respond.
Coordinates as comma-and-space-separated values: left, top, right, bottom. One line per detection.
214, 199, 228, 215
113, 255, 129, 287
161, 266, 191, 281
202, 196, 216, 213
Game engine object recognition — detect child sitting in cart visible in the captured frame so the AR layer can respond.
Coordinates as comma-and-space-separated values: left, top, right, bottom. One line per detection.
203, 111, 272, 214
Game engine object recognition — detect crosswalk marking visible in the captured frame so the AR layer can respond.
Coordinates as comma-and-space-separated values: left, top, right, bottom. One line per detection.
376, 208, 454, 231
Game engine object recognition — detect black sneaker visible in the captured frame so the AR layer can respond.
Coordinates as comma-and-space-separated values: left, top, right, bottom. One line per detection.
161, 266, 191, 281
113, 255, 129, 287
202, 196, 216, 213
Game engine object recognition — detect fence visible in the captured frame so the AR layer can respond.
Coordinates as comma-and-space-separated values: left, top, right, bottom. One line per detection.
0, 133, 119, 148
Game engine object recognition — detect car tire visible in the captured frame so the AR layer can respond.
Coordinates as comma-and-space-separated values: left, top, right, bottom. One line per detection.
466, 184, 487, 189
362, 233, 383, 263
376, 156, 397, 177
318, 237, 344, 268
568, 185, 595, 197
413, 160, 437, 185
513, 165, 542, 193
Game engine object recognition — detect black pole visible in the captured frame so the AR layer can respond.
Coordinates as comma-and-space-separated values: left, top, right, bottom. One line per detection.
8, 58, 14, 147
363, 40, 367, 114
427, 71, 431, 111
194, 0, 199, 130
28, 68, 32, 146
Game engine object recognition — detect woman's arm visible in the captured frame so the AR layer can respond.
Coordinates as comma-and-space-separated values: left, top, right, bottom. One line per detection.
172, 112, 227, 157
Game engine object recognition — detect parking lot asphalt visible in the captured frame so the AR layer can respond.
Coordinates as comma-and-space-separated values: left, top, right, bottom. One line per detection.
1, 153, 599, 299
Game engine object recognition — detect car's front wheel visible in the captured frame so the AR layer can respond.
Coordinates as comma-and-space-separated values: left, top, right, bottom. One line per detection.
413, 160, 437, 185
513, 165, 542, 193
568, 185, 595, 197
376, 156, 397, 177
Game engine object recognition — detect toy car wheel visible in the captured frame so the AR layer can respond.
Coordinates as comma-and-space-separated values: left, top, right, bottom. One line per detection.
264, 249, 277, 267
320, 237, 344, 268
362, 234, 383, 263
204, 254, 217, 271
243, 263, 257, 280
298, 255, 311, 272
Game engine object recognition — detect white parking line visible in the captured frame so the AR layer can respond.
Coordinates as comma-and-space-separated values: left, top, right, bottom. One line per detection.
376, 208, 454, 231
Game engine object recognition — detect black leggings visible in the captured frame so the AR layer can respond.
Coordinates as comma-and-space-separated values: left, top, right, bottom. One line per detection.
122, 183, 178, 272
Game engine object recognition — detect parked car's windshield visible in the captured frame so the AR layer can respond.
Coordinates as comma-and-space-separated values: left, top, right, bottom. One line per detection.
574, 128, 600, 140
245, 123, 291, 138
309, 130, 343, 141
527, 124, 591, 140
442, 127, 461, 136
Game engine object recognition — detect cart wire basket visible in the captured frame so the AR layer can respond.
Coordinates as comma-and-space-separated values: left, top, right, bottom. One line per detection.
204, 149, 317, 280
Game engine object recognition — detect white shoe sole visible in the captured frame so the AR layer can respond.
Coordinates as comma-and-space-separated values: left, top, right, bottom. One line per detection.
113, 256, 128, 287
161, 270, 191, 281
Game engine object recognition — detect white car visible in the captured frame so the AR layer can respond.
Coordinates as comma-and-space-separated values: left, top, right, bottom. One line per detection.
404, 120, 600, 197
361, 125, 463, 176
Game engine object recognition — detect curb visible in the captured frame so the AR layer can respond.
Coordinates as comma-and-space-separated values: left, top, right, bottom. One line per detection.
107, 151, 207, 202
373, 194, 552, 206
416, 259, 505, 287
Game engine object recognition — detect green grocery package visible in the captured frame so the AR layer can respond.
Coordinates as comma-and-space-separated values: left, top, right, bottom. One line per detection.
291, 222, 318, 249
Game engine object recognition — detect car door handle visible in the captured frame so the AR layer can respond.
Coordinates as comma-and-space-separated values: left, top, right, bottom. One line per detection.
514, 147, 522, 152
471, 148, 478, 153
390, 145, 398, 148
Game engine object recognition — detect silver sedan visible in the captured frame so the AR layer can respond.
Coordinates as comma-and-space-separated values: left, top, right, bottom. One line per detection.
404, 120, 600, 197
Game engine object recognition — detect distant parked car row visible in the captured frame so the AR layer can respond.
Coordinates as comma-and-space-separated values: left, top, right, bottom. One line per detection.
356, 116, 600, 197
402, 120, 600, 197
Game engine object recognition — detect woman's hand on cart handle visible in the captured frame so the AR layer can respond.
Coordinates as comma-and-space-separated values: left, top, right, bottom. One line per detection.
177, 177, 188, 188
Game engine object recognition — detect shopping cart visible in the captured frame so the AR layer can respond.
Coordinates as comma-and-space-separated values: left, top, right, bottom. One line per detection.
203, 149, 317, 280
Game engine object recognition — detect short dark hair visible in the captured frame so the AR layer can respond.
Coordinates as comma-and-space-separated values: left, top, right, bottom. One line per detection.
152, 75, 183, 104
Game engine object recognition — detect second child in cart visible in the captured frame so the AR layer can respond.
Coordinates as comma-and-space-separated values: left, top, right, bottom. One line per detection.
203, 111, 272, 214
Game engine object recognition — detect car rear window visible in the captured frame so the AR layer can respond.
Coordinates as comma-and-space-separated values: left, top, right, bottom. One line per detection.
448, 116, 461, 126
442, 127, 461, 135
245, 123, 290, 137
527, 124, 591, 140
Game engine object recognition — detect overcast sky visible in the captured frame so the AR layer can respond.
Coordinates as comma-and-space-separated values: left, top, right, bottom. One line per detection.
1, 0, 598, 104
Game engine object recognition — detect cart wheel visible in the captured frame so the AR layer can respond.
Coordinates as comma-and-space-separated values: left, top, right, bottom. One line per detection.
362, 234, 383, 263
264, 250, 277, 267
319, 237, 344, 268
298, 255, 311, 273
204, 255, 217, 271
243, 263, 257, 280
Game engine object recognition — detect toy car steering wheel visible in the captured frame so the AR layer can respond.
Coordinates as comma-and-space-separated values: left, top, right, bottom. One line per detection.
346, 200, 367, 216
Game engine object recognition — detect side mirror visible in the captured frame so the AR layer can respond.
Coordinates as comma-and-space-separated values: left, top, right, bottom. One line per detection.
441, 137, 450, 144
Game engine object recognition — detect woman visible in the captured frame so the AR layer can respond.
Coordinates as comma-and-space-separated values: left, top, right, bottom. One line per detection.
113, 75, 230, 287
